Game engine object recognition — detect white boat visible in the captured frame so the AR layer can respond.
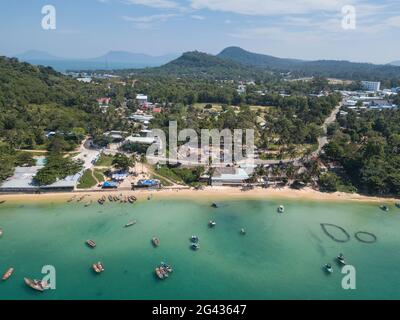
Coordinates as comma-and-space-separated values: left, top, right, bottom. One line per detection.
208, 220, 216, 227
0, 228, 3, 237
191, 243, 200, 251
278, 205, 285, 213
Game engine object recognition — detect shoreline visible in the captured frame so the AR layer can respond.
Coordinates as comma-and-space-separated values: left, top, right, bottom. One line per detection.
0, 187, 398, 205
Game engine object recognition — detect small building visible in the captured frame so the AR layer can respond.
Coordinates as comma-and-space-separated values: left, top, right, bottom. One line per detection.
136, 94, 148, 106
128, 114, 154, 123
102, 181, 119, 189
210, 167, 250, 186
0, 167, 81, 193
97, 97, 111, 113
132, 179, 161, 189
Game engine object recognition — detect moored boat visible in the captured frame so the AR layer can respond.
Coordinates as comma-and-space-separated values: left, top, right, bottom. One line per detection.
0, 228, 3, 237
108, 195, 113, 202
380, 205, 389, 212
2, 267, 14, 281
92, 262, 105, 274
124, 220, 137, 228
324, 264, 333, 274
191, 235, 199, 243
278, 205, 285, 213
191, 243, 200, 251
24, 278, 48, 292
240, 228, 246, 235
152, 237, 160, 247
208, 220, 216, 228
86, 239, 96, 248
396, 203, 400, 209
211, 203, 218, 208
0, 200, 6, 204
155, 262, 173, 280
337, 253, 346, 265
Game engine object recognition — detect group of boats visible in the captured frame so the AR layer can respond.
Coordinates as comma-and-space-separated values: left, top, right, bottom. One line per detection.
324, 254, 346, 274
98, 194, 137, 205
1, 267, 48, 292
155, 262, 173, 280
190, 235, 200, 250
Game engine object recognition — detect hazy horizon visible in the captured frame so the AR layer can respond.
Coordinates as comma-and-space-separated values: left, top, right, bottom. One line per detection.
1, 0, 400, 64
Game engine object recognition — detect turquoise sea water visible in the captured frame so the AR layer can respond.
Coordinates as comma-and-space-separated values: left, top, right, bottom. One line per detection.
0, 197, 399, 300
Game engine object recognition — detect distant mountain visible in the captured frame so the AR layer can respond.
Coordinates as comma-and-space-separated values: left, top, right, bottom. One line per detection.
218, 46, 304, 69
218, 47, 400, 80
390, 60, 400, 66
12, 50, 179, 72
135, 51, 271, 80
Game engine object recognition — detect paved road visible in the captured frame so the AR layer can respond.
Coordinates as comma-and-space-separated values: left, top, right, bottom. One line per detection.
74, 139, 100, 170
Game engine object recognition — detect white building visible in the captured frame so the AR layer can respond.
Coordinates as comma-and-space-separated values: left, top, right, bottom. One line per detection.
210, 167, 250, 186
361, 81, 381, 92
136, 94, 148, 105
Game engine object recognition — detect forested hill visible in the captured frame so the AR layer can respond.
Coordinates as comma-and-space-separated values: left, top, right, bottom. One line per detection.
0, 56, 104, 150
120, 51, 274, 81
218, 47, 400, 81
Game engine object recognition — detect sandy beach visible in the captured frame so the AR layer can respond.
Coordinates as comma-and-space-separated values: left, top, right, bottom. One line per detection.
0, 186, 398, 205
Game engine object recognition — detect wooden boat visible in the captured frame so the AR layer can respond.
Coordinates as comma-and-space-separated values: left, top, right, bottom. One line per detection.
108, 195, 113, 202
240, 228, 246, 235
191, 243, 200, 251
2, 268, 14, 281
155, 267, 169, 280
24, 278, 48, 292
0, 200, 6, 204
86, 239, 96, 248
124, 220, 137, 228
155, 262, 173, 280
278, 205, 285, 213
191, 235, 199, 243
152, 237, 160, 247
396, 203, 400, 209
211, 203, 218, 208
92, 262, 105, 274
98, 199, 104, 205
84, 200, 93, 207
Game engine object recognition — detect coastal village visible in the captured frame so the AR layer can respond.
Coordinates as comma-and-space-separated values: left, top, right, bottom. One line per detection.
0, 79, 399, 196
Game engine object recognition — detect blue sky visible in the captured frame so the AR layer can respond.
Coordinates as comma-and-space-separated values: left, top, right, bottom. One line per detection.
0, 0, 399, 63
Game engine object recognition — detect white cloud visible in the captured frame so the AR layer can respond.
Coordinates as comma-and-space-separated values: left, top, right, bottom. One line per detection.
123, 13, 178, 28
123, 0, 178, 9
190, 15, 206, 20
190, 0, 356, 15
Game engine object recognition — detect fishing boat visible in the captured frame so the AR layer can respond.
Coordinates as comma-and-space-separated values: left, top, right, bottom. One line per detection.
155, 262, 173, 280
0, 200, 6, 204
161, 262, 173, 273
84, 200, 93, 207
191, 243, 200, 251
191, 235, 199, 243
108, 195, 113, 202
380, 205, 389, 212
208, 220, 217, 228
240, 228, 246, 235
24, 278, 49, 292
0, 228, 3, 237
124, 220, 137, 228
2, 268, 14, 281
98, 198, 105, 205
278, 205, 285, 213
92, 262, 105, 274
396, 203, 400, 209
337, 254, 346, 265
211, 203, 218, 208
155, 267, 169, 280
324, 264, 333, 274
152, 237, 160, 247
86, 240, 96, 248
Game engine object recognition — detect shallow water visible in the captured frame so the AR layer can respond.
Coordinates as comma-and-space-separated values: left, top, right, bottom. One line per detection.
0, 198, 399, 300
